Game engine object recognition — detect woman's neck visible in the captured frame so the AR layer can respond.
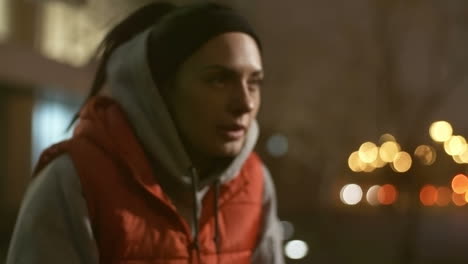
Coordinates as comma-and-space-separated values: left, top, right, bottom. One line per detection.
187, 151, 230, 182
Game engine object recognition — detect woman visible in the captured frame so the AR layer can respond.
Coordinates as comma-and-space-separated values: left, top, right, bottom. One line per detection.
7, 2, 284, 263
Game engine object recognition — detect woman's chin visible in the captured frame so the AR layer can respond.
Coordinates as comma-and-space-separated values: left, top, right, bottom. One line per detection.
215, 139, 245, 157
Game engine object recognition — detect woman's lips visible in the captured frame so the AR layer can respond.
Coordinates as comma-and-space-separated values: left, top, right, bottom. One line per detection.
217, 124, 247, 140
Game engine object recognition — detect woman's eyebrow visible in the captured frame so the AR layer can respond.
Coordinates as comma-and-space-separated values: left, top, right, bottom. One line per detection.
202, 65, 232, 72
251, 71, 264, 78
202, 65, 264, 77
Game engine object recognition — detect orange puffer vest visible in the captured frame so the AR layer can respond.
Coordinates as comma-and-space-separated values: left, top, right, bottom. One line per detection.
35, 97, 264, 264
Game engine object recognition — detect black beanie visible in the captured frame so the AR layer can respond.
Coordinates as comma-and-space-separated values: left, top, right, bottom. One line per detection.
147, 2, 262, 87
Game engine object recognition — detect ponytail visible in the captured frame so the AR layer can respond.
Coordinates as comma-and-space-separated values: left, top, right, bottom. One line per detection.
67, 2, 175, 130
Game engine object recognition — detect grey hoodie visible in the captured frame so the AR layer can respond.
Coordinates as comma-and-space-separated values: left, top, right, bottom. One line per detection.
6, 29, 284, 264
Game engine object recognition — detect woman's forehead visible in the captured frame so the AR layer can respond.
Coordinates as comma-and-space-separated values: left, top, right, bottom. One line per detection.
188, 32, 263, 74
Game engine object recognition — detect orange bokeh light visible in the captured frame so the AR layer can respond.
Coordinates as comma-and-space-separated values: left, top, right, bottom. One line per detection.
451, 174, 468, 194
420, 185, 437, 206
452, 192, 466, 206
377, 184, 398, 205
436, 187, 451, 206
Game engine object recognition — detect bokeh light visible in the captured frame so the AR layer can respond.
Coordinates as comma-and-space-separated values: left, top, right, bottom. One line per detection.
362, 163, 376, 173
340, 184, 363, 205
414, 145, 436, 166
266, 133, 289, 157
370, 154, 386, 168
281, 221, 295, 241
348, 151, 362, 172
444, 135, 467, 156
377, 184, 398, 205
366, 185, 380, 206
452, 192, 466, 206
392, 151, 412, 173
436, 187, 451, 206
429, 121, 453, 142
358, 142, 378, 163
379, 133, 396, 143
379, 141, 400, 163
420, 185, 438, 206
284, 240, 309, 260
453, 155, 464, 164
458, 149, 468, 163
451, 174, 468, 194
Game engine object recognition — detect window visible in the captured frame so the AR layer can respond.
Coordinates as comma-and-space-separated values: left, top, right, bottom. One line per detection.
0, 0, 10, 41
31, 94, 78, 166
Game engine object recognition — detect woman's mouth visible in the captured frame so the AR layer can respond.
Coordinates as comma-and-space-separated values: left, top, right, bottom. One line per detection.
217, 124, 247, 140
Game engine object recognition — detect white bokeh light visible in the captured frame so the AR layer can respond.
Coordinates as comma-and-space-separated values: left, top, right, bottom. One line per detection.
340, 184, 363, 205
429, 121, 453, 142
366, 185, 380, 206
284, 240, 309, 260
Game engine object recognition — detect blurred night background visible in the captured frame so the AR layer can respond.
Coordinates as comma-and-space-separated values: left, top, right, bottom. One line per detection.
2, 0, 468, 263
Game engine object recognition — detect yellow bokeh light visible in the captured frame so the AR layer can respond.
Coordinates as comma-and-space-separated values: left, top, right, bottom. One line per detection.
429, 121, 453, 142
414, 145, 436, 166
392, 151, 412, 173
453, 155, 464, 164
358, 142, 378, 163
359, 162, 370, 172
371, 154, 386, 168
379, 133, 396, 144
444, 135, 467, 156
379, 141, 400, 163
348, 151, 362, 172
459, 149, 468, 163
362, 163, 376, 172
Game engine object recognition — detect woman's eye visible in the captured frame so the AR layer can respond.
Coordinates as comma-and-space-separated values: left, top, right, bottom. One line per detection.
207, 75, 228, 86
248, 78, 264, 89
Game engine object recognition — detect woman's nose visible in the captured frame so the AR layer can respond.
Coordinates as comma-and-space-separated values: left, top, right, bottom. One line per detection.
228, 81, 255, 115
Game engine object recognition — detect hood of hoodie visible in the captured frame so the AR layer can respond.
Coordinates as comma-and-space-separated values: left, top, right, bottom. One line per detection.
104, 29, 259, 188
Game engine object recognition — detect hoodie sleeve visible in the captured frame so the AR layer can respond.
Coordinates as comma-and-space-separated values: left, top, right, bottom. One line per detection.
6, 154, 99, 264
251, 165, 285, 264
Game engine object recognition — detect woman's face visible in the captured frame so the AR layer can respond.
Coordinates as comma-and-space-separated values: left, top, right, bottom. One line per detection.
165, 32, 263, 160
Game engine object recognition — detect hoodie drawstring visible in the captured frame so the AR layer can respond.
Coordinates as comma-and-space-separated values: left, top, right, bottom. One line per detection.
190, 168, 222, 263
213, 179, 221, 259
190, 167, 201, 263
